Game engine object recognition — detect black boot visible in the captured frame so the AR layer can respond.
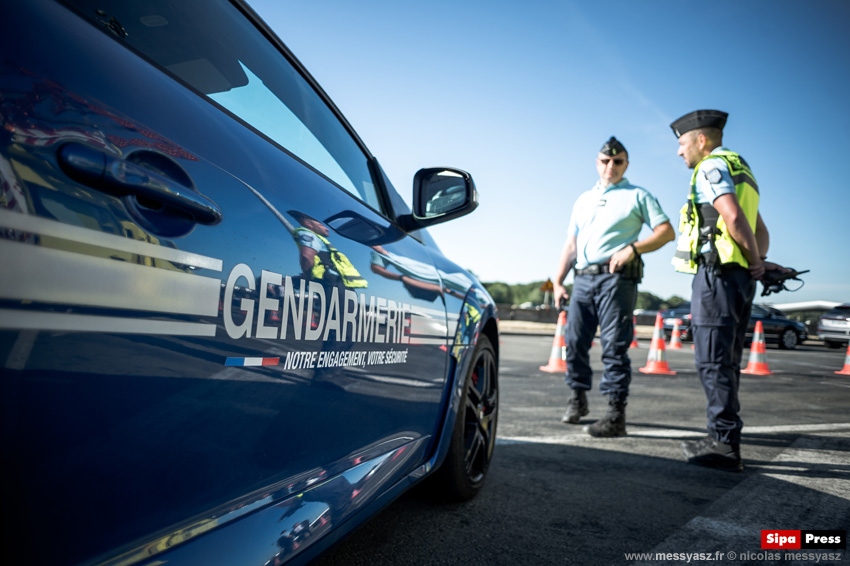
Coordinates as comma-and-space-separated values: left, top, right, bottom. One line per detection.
681, 435, 743, 472
561, 389, 588, 424
585, 397, 627, 437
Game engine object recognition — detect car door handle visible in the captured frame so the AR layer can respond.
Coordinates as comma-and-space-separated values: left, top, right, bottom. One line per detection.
58, 142, 222, 226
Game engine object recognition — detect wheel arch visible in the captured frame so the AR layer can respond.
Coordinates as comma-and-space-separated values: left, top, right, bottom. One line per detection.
413, 286, 500, 482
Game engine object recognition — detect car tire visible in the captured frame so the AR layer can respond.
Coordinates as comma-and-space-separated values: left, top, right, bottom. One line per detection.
430, 334, 498, 501
779, 327, 798, 350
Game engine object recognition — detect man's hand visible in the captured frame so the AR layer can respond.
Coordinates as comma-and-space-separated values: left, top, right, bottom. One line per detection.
553, 283, 570, 307
608, 245, 638, 273
750, 258, 791, 281
553, 235, 577, 306
763, 261, 791, 274
748, 259, 766, 281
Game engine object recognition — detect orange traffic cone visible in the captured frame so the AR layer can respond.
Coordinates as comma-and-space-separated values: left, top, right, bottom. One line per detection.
639, 313, 677, 375
835, 344, 850, 375
669, 318, 683, 349
630, 316, 639, 348
539, 310, 568, 373
742, 320, 773, 375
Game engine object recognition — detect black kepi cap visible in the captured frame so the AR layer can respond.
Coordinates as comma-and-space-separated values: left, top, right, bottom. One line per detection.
600, 136, 627, 156
670, 110, 728, 138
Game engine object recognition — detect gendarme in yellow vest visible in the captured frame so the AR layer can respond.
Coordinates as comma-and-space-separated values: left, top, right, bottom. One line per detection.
294, 227, 368, 288
672, 150, 759, 274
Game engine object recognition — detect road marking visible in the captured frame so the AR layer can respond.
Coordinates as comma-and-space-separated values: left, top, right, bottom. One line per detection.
628, 433, 850, 564
4, 329, 38, 369
497, 422, 850, 444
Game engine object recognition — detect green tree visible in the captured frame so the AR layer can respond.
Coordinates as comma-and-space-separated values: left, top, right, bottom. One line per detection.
661, 295, 688, 309
636, 291, 664, 311
484, 280, 682, 310
635, 292, 689, 311
512, 281, 546, 305
483, 282, 513, 304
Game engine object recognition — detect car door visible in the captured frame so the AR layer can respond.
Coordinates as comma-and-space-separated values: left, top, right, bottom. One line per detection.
1, 1, 454, 565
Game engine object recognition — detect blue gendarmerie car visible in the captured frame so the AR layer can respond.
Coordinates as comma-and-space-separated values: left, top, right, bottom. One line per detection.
0, 2, 500, 565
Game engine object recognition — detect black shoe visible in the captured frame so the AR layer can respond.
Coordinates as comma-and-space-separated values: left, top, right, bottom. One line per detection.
561, 389, 589, 424
682, 436, 743, 472
584, 398, 626, 437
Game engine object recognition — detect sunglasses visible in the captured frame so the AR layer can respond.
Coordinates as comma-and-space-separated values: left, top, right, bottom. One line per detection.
599, 157, 625, 166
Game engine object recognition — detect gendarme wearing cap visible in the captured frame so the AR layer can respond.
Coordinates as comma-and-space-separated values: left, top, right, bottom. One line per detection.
670, 109, 728, 138
670, 107, 769, 474
600, 136, 627, 156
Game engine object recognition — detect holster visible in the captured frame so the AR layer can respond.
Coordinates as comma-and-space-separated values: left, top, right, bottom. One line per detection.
621, 256, 644, 282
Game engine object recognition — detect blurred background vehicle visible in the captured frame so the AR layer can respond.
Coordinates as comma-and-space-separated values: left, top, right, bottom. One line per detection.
745, 304, 808, 350
817, 303, 850, 349
659, 302, 692, 342
658, 302, 807, 349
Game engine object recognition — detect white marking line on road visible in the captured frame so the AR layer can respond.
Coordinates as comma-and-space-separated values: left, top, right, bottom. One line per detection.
497, 422, 850, 445
628, 433, 850, 565
790, 361, 849, 370
743, 423, 850, 434
822, 381, 850, 389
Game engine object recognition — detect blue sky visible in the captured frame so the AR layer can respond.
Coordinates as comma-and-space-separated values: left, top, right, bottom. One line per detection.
250, 0, 850, 305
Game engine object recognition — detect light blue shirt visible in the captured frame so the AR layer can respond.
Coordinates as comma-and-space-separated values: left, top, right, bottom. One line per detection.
567, 177, 669, 270
694, 147, 736, 204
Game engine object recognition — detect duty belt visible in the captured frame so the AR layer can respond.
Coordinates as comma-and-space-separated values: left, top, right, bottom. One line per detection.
575, 263, 611, 276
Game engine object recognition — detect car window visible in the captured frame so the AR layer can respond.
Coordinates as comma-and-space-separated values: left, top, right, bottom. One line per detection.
61, 0, 383, 211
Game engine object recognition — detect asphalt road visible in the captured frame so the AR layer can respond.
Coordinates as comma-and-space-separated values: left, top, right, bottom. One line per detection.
313, 335, 850, 565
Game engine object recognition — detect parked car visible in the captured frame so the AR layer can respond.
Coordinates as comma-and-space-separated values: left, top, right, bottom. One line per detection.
817, 303, 850, 348
659, 302, 692, 342
745, 304, 808, 350
657, 302, 806, 349
0, 2, 499, 566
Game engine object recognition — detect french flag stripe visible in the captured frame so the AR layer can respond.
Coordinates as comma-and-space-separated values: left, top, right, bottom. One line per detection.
225, 357, 280, 366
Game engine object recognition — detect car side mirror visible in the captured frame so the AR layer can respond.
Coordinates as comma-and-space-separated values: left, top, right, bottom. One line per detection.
398, 168, 478, 231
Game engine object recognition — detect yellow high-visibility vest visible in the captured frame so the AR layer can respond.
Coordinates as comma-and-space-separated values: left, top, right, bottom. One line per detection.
672, 150, 759, 273
294, 228, 368, 288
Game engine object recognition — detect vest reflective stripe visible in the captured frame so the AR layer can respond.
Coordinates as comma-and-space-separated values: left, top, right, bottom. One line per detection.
294, 228, 368, 288
672, 151, 759, 273
672, 199, 699, 273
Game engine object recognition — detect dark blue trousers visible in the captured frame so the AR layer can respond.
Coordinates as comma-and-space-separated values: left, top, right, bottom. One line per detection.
691, 264, 755, 445
565, 272, 637, 401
